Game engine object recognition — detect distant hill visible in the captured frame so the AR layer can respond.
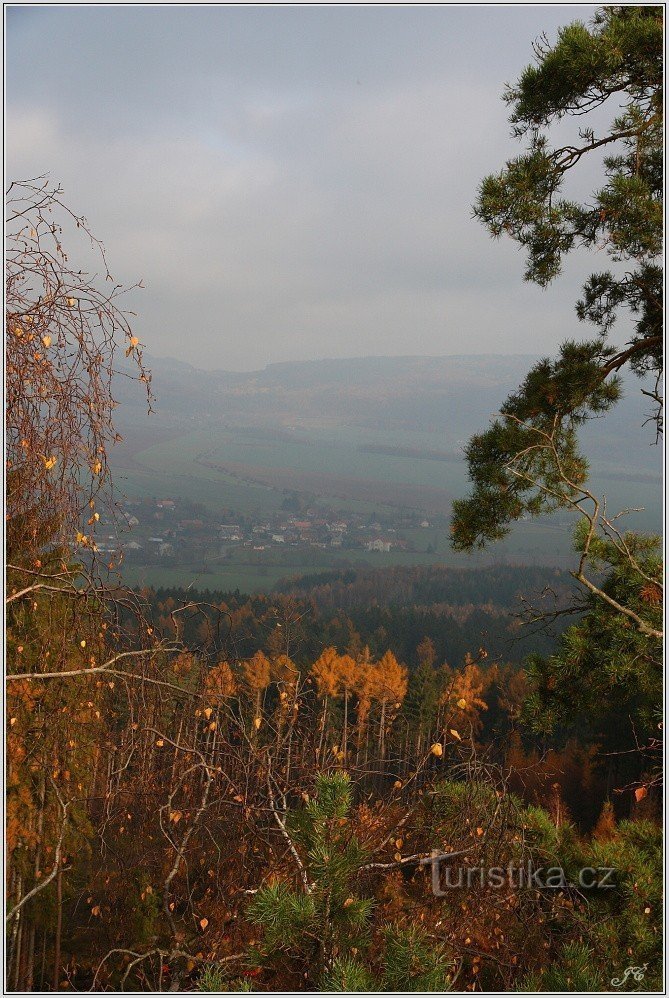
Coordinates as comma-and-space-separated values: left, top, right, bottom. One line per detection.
116, 353, 541, 441
115, 352, 662, 478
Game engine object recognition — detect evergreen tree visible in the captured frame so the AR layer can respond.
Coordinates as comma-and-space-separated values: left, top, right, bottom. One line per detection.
452, 6, 662, 551
450, 5, 663, 771
246, 773, 452, 990
523, 529, 662, 756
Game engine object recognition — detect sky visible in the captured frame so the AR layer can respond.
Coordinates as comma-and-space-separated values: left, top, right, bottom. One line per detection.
7, 4, 602, 371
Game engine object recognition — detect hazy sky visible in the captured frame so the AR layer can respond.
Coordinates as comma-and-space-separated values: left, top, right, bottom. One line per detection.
7, 5, 601, 371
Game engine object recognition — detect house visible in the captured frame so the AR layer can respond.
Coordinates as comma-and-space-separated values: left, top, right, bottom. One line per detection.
219, 523, 242, 540
365, 539, 391, 552
292, 520, 312, 531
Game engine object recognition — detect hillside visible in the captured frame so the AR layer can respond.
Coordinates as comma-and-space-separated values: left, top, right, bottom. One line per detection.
115, 352, 663, 469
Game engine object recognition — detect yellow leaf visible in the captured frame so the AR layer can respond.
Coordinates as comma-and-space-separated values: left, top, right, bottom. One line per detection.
42, 335, 52, 348
67, 297, 77, 307
476, 827, 484, 837
199, 917, 209, 930
430, 743, 443, 757
91, 905, 101, 917
343, 898, 355, 908
253, 717, 262, 730
203, 707, 213, 720
44, 456, 57, 470
208, 721, 217, 731
170, 811, 182, 824
457, 698, 467, 710
130, 336, 139, 347
449, 729, 462, 741
394, 852, 402, 862
156, 739, 164, 747
92, 460, 102, 475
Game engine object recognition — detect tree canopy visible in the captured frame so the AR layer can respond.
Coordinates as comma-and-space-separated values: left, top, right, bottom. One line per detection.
452, 5, 663, 553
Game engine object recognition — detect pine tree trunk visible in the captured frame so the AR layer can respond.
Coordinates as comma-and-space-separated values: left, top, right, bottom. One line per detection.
343, 689, 348, 766
12, 904, 23, 991
7, 871, 21, 987
39, 930, 48, 990
379, 698, 387, 762
24, 920, 36, 991
52, 863, 63, 991
316, 696, 328, 763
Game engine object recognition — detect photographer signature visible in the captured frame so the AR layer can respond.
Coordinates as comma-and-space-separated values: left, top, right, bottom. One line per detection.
611, 964, 648, 988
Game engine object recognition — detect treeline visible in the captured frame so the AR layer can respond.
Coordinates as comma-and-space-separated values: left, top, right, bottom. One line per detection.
276, 563, 575, 612
143, 569, 565, 668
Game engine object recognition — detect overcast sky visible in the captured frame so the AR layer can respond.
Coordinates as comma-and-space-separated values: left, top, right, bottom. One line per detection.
7, 5, 601, 371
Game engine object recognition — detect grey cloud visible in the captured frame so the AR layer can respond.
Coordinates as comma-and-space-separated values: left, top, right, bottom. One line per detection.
7, 5, 601, 370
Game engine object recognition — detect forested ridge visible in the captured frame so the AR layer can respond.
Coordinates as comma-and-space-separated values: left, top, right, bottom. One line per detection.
6, 6, 663, 993
276, 563, 574, 611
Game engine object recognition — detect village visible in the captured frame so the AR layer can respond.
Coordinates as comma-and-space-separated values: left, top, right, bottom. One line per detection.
95, 494, 438, 566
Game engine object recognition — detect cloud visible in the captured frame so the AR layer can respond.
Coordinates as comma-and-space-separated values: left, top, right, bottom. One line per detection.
6, 6, 600, 370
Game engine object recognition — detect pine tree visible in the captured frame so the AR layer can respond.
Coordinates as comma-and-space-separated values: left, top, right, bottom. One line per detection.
522, 530, 662, 752
452, 6, 663, 551
450, 4, 663, 780
246, 773, 453, 990
246, 772, 374, 986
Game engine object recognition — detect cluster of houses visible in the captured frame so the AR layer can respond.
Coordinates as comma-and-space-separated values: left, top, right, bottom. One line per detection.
104, 497, 434, 562
217, 512, 409, 553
